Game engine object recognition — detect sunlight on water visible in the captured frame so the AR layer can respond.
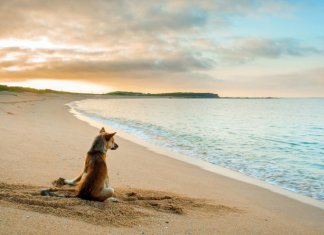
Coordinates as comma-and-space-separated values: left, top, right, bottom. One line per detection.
69, 98, 324, 201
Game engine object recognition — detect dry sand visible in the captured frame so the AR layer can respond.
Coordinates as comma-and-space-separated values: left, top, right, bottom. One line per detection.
0, 92, 323, 235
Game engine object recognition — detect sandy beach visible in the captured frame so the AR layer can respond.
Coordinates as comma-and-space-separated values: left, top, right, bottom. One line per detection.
0, 92, 323, 235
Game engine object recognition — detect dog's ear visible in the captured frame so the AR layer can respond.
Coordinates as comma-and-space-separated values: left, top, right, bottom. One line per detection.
99, 127, 106, 133
105, 132, 116, 140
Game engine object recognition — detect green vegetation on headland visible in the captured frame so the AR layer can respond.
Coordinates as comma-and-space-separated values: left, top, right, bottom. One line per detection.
0, 84, 72, 94
105, 91, 220, 98
0, 85, 219, 98
0, 84, 276, 98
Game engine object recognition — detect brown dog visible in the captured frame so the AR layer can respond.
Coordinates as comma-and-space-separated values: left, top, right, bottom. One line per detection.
63, 127, 118, 201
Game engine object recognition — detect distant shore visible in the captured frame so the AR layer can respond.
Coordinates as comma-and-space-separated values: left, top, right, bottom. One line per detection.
0, 91, 323, 234
1, 84, 281, 99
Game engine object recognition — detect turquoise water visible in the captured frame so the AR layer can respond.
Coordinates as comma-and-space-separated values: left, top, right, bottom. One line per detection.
69, 98, 324, 201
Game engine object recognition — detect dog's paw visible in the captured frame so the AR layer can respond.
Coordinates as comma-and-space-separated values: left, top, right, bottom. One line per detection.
52, 177, 66, 187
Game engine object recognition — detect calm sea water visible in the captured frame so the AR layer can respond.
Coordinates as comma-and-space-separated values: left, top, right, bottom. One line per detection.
69, 98, 324, 201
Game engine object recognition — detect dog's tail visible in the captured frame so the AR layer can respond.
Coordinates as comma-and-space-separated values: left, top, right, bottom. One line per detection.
40, 188, 76, 198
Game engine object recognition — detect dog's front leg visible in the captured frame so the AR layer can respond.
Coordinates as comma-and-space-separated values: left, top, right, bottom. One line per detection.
105, 175, 110, 187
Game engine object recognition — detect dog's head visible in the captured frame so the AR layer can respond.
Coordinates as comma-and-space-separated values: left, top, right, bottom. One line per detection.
88, 127, 119, 154
99, 127, 118, 151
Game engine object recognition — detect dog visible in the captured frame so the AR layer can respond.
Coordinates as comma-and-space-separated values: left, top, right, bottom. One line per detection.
62, 127, 118, 202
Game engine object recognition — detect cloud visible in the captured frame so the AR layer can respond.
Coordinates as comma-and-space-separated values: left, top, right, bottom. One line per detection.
0, 0, 297, 44
0, 46, 214, 75
214, 38, 322, 64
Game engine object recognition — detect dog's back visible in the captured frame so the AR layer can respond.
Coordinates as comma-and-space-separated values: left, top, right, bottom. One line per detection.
77, 153, 107, 201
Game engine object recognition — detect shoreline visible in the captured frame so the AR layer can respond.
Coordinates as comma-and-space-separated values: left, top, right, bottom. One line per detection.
1, 92, 323, 234
67, 99, 324, 210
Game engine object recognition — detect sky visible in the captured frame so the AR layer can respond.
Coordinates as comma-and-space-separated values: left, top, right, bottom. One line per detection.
0, 0, 323, 97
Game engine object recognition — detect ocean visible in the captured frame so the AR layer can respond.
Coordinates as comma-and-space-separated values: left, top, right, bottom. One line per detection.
68, 98, 324, 201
